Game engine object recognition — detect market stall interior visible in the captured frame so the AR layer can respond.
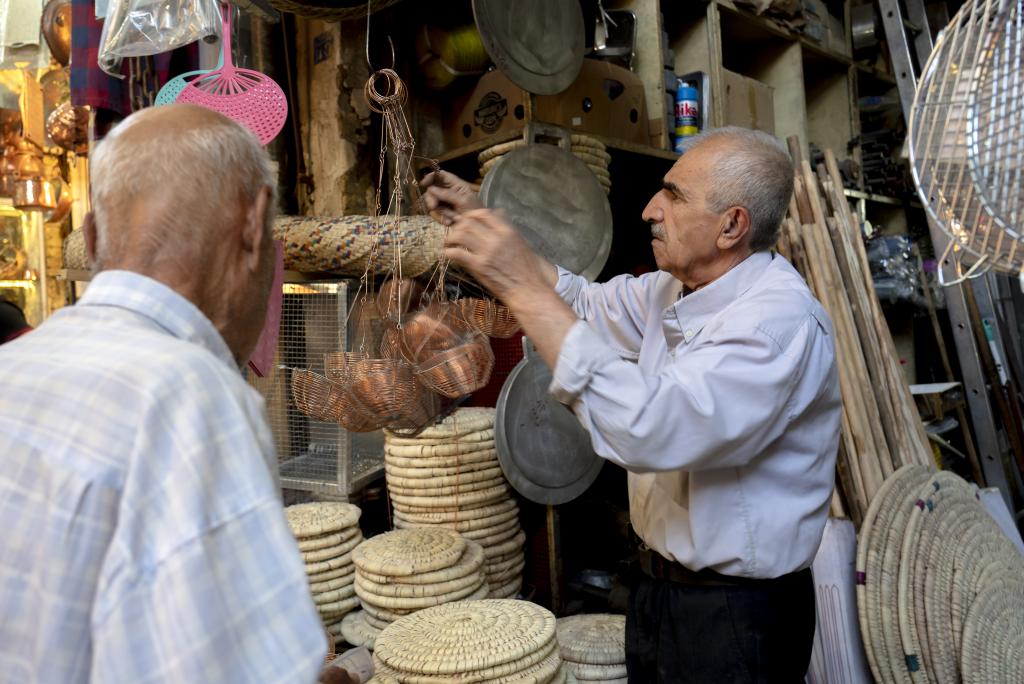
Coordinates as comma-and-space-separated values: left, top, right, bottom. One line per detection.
6, 0, 1024, 680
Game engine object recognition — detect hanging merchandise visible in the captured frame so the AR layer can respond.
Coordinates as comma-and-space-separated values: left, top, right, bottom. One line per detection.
176, 4, 288, 145
97, 0, 220, 77
40, 0, 72, 67
415, 23, 490, 91
155, 43, 223, 106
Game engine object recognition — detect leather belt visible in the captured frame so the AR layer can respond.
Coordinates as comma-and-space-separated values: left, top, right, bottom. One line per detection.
638, 549, 809, 588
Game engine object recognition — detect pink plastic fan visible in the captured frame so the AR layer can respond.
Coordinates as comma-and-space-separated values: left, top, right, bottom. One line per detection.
177, 3, 287, 145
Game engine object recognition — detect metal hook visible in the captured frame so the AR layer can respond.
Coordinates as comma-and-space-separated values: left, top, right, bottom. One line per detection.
364, 0, 396, 71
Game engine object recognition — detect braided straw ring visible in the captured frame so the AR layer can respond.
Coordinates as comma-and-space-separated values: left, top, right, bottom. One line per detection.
355, 565, 484, 599
896, 471, 976, 682
298, 526, 362, 553
556, 614, 626, 666
373, 599, 557, 677
412, 407, 496, 438
856, 465, 932, 684
287, 502, 362, 539
353, 528, 467, 577
356, 539, 485, 586
355, 575, 486, 610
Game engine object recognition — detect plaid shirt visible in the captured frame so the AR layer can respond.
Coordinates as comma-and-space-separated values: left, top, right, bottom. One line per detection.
0, 271, 325, 683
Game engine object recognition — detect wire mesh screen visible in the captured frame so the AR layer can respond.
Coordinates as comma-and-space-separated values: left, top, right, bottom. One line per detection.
249, 279, 384, 496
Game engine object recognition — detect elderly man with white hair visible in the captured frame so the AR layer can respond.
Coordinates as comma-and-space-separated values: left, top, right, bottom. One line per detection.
424, 126, 842, 682
0, 105, 342, 683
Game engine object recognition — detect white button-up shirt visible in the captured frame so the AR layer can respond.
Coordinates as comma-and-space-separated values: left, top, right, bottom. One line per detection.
550, 251, 841, 578
0, 271, 325, 683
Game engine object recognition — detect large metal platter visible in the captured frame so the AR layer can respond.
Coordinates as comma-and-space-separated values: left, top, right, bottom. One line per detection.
472, 0, 585, 95
495, 338, 603, 505
479, 144, 612, 281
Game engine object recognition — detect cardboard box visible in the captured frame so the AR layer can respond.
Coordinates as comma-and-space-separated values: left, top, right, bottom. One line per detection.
721, 69, 775, 135
444, 59, 650, 150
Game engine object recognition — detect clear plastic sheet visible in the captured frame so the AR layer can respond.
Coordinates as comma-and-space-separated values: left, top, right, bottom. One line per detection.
97, 0, 220, 77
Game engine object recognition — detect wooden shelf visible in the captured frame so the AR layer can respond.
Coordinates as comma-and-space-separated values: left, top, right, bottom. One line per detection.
433, 127, 678, 166
843, 188, 922, 209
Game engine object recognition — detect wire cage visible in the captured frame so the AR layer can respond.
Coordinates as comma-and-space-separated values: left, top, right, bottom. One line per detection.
249, 278, 384, 496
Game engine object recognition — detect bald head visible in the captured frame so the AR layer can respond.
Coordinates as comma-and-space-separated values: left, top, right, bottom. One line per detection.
86, 104, 279, 365
89, 104, 276, 273
679, 127, 794, 251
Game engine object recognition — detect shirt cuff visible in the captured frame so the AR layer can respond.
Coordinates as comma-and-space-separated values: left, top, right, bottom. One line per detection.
554, 265, 583, 304
548, 320, 617, 404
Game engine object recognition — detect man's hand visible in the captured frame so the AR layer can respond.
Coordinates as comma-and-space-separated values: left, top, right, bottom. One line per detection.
421, 170, 483, 225
444, 209, 555, 308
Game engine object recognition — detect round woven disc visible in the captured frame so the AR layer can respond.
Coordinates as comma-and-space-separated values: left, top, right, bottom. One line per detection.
355, 565, 485, 599
386, 466, 505, 488
467, 520, 521, 548
298, 525, 361, 553
565, 661, 627, 680
354, 528, 467, 577
390, 483, 510, 509
305, 549, 356, 576
961, 575, 1024, 684
340, 610, 381, 649
364, 610, 394, 631
356, 574, 487, 610
486, 548, 526, 573
307, 562, 355, 585
488, 576, 523, 599
385, 428, 495, 448
392, 499, 518, 526
309, 570, 356, 594
856, 465, 932, 684
318, 594, 361, 617
487, 560, 526, 586
483, 530, 526, 559
385, 460, 501, 481
460, 515, 520, 541
303, 532, 364, 563
362, 582, 491, 624
556, 614, 625, 666
386, 475, 507, 498
384, 447, 499, 468
287, 502, 361, 538
314, 583, 357, 605
410, 408, 495, 439
373, 599, 555, 676
358, 539, 485, 586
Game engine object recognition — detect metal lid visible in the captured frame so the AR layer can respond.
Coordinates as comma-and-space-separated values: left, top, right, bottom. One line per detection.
472, 0, 585, 95
479, 131, 612, 281
495, 338, 603, 505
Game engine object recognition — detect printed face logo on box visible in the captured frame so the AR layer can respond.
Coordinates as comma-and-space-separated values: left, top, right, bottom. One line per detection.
474, 91, 508, 133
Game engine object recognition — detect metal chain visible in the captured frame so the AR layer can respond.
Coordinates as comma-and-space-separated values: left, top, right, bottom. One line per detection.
127, 56, 159, 112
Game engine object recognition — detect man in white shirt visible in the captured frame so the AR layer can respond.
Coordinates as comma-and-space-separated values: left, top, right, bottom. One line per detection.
424, 126, 841, 682
0, 105, 349, 683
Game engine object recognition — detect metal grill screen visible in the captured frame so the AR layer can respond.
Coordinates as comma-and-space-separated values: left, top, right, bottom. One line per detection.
249, 280, 384, 496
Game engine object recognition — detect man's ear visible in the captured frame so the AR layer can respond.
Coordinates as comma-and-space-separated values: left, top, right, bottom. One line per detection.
717, 206, 751, 250
241, 187, 271, 272
83, 212, 98, 266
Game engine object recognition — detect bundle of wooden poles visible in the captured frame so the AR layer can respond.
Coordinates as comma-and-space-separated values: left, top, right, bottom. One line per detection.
776, 142, 934, 525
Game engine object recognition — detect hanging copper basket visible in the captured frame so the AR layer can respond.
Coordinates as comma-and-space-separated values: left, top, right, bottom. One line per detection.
456, 297, 520, 338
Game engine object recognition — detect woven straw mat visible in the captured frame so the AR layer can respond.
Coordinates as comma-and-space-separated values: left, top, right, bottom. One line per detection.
856, 464, 932, 684
373, 599, 556, 676
357, 539, 485, 586
555, 614, 625, 666
355, 572, 487, 610
355, 562, 484, 598
353, 528, 467, 577
287, 502, 361, 538
385, 427, 496, 447
341, 610, 380, 649
361, 582, 491, 624
298, 525, 361, 552
386, 475, 507, 498
385, 465, 504, 487
302, 532, 364, 563
960, 574, 1024, 684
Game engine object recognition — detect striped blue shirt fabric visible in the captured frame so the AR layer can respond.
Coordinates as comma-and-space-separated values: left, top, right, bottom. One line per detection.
0, 270, 325, 683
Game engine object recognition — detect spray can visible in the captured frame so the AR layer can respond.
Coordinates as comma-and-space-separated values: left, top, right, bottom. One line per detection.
674, 80, 699, 152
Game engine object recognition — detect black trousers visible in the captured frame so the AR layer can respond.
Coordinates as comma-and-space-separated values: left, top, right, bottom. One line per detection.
625, 568, 815, 683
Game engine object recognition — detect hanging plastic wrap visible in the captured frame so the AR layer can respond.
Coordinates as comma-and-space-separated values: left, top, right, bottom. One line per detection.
97, 0, 220, 77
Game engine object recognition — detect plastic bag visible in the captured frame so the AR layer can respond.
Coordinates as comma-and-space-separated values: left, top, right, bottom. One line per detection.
98, 0, 220, 77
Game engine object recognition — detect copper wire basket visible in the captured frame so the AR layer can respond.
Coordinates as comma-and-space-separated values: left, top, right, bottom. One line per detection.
345, 357, 423, 424
292, 368, 382, 433
379, 324, 404, 360
456, 297, 520, 338
402, 303, 495, 398
377, 277, 424, 323
324, 351, 369, 382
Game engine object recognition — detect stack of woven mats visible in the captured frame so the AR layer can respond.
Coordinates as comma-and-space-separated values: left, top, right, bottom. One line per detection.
285, 502, 363, 640
368, 599, 577, 683
385, 408, 525, 599
342, 528, 488, 651
556, 614, 627, 683
856, 464, 1024, 683
476, 134, 612, 195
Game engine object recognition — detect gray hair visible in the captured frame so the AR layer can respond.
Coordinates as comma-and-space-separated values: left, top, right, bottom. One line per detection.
90, 105, 277, 271
681, 126, 794, 252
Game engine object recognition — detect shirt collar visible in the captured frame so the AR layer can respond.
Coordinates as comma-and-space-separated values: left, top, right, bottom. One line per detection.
665, 251, 774, 343
78, 270, 237, 369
